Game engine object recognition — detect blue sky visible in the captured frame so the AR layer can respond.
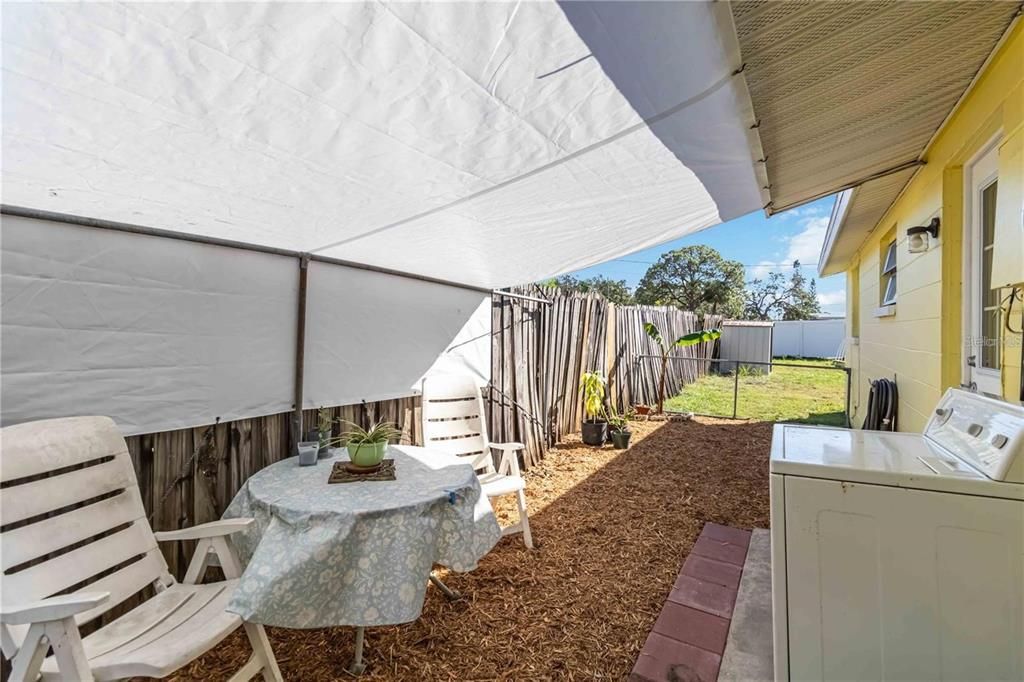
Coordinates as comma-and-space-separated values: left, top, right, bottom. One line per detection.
567, 195, 847, 317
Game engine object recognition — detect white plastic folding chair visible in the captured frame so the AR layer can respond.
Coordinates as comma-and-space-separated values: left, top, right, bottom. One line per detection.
0, 416, 282, 682
421, 375, 533, 549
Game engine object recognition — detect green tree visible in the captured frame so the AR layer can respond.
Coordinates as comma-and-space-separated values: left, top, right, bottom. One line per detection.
549, 275, 635, 305
634, 245, 744, 317
743, 260, 822, 320
781, 261, 822, 320
743, 271, 789, 320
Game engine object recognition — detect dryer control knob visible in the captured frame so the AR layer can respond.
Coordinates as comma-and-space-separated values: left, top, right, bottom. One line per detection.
967, 423, 983, 437
991, 434, 1008, 449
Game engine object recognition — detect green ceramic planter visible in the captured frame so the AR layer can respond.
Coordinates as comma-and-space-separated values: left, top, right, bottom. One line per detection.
347, 441, 387, 467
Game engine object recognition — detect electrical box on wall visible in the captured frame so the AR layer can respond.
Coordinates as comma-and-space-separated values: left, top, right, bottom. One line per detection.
991, 128, 1024, 287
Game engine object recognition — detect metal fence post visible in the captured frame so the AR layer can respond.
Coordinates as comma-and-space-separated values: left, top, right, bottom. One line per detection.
632, 356, 639, 408
732, 360, 740, 419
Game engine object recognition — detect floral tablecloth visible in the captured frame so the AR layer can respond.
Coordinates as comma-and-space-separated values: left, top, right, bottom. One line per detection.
223, 445, 501, 628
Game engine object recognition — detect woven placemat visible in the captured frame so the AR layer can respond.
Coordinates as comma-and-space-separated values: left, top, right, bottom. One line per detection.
328, 458, 396, 484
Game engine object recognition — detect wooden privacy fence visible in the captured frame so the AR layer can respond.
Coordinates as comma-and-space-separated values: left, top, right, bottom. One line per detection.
101, 287, 714, 580
617, 307, 723, 408
488, 286, 719, 468
489, 286, 609, 468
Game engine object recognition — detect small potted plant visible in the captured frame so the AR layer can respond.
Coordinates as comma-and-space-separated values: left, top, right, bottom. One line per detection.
316, 406, 333, 457
580, 371, 608, 446
342, 419, 401, 469
607, 407, 634, 449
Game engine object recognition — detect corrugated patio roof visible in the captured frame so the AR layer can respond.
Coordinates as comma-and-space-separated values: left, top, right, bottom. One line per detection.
729, 1, 1019, 275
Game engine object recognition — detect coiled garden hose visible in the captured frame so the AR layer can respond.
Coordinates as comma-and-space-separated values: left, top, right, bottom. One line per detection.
862, 378, 898, 432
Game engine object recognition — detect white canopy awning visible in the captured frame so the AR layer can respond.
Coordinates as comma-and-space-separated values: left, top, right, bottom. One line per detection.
3, 2, 770, 434
2, 1, 765, 290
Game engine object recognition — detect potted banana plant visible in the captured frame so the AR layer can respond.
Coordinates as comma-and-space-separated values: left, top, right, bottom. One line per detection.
580, 371, 608, 446
341, 419, 401, 468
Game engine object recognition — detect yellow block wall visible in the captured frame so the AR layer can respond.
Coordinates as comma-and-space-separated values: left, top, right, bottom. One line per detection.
847, 22, 1023, 431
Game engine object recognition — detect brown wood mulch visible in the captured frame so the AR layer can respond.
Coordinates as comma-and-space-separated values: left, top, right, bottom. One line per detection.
172, 417, 772, 681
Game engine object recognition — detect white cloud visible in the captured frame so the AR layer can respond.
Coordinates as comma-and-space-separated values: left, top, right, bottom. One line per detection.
785, 216, 829, 267
749, 260, 780, 279
746, 210, 833, 282
795, 205, 827, 217
817, 290, 845, 307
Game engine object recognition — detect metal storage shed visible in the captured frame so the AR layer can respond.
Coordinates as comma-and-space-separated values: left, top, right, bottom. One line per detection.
718, 320, 774, 375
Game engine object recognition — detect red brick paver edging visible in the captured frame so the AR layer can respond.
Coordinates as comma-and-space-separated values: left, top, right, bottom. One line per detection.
630, 523, 752, 682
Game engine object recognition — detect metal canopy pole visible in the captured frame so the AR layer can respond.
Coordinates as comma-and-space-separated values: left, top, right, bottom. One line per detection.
492, 288, 553, 306
291, 254, 310, 452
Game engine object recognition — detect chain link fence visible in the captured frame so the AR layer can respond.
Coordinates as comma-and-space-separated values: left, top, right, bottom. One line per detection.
634, 356, 852, 427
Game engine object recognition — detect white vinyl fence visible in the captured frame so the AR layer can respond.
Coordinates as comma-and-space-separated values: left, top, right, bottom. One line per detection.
771, 319, 846, 358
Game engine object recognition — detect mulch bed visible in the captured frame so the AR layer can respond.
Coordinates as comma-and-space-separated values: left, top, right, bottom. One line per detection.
173, 417, 772, 681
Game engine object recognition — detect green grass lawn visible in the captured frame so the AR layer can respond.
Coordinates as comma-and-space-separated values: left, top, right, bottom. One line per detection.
664, 358, 849, 426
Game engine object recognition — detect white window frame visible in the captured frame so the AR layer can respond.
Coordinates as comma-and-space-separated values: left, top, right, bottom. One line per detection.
963, 136, 1002, 396
880, 240, 897, 306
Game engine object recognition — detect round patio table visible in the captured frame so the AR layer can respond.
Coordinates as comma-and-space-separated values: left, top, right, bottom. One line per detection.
222, 445, 501, 672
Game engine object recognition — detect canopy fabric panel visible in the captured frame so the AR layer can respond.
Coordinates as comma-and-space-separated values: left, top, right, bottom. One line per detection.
418, 298, 493, 389
1, 216, 299, 435
302, 261, 489, 409
2, 2, 763, 289
731, 1, 1019, 215
0, 216, 490, 434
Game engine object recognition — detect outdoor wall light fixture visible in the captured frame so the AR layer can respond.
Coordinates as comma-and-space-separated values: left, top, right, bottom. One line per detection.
907, 218, 940, 254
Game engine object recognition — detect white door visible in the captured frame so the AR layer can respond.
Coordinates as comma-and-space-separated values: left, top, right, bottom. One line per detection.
965, 142, 1002, 395
783, 476, 1023, 682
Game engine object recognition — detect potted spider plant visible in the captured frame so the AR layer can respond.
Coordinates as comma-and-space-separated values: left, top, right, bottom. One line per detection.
341, 419, 401, 468
580, 371, 608, 446
607, 406, 634, 449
